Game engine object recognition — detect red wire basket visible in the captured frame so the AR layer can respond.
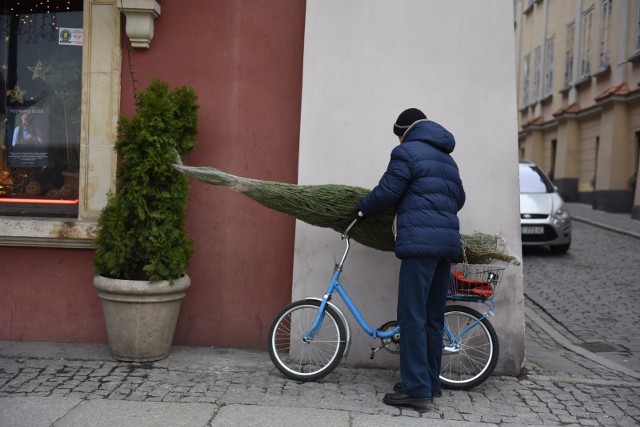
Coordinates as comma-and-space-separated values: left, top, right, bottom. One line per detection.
448, 264, 505, 300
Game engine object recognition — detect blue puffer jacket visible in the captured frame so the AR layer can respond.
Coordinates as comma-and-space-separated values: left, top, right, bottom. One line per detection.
358, 120, 465, 260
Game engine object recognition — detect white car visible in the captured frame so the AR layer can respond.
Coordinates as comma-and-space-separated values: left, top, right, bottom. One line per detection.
519, 161, 572, 253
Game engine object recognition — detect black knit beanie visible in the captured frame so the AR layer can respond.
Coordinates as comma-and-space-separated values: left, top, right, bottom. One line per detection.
393, 108, 427, 136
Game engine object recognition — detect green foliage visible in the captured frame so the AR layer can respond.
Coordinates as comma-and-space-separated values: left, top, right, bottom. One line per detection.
94, 79, 199, 281
176, 164, 520, 265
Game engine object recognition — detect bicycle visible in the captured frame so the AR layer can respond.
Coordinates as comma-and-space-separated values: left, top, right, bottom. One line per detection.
268, 218, 504, 390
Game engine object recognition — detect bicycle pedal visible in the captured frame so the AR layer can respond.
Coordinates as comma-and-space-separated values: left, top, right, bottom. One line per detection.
369, 346, 383, 360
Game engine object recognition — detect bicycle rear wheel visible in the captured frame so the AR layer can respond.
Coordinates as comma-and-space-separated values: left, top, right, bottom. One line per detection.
440, 305, 499, 390
268, 299, 346, 382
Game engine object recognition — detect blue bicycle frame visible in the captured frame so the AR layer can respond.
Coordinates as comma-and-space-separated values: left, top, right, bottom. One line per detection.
302, 218, 496, 352
303, 219, 399, 343
304, 267, 400, 341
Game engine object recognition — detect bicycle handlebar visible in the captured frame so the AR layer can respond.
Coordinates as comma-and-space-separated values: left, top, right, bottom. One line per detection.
341, 218, 360, 240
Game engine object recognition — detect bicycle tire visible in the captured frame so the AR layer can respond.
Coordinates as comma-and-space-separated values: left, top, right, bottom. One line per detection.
268, 299, 347, 382
440, 305, 499, 390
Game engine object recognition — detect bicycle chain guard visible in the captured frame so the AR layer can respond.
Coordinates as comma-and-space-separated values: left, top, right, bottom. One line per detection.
379, 321, 400, 354
370, 321, 400, 360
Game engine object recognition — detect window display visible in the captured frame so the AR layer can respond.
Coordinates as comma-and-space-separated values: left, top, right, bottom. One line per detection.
0, 0, 83, 218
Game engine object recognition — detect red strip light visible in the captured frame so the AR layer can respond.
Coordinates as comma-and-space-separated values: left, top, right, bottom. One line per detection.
0, 198, 79, 205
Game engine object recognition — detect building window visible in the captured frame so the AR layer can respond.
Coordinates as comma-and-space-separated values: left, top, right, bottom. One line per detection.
0, 1, 121, 248
544, 37, 554, 97
599, 0, 612, 69
533, 45, 541, 102
0, 0, 82, 218
564, 22, 575, 88
580, 8, 593, 79
522, 54, 530, 107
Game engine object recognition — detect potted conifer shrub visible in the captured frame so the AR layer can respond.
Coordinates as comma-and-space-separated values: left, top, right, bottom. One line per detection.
93, 78, 199, 362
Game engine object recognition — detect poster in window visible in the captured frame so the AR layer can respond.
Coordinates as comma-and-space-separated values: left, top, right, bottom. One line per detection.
6, 107, 50, 168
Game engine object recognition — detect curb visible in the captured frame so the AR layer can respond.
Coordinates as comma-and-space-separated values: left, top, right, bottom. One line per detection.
525, 374, 640, 388
524, 306, 640, 381
570, 215, 640, 239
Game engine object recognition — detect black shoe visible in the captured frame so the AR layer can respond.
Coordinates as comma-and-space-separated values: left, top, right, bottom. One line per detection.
393, 382, 442, 398
383, 392, 434, 411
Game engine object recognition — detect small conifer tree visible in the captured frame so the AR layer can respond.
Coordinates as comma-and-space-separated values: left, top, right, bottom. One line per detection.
94, 79, 199, 281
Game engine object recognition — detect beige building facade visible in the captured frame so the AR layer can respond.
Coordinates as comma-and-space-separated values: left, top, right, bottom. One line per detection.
515, 0, 640, 219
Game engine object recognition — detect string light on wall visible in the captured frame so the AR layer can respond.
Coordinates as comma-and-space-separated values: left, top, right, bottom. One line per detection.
6, 1, 74, 14
3, 1, 76, 31
1, 1, 81, 96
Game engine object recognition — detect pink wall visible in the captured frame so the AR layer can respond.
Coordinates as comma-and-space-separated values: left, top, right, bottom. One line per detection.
0, 0, 306, 350
0, 247, 106, 342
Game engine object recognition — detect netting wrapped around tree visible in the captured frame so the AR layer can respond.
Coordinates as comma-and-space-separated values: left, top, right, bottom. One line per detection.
175, 160, 519, 265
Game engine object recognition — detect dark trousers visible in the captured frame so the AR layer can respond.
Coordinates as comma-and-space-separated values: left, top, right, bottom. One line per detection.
398, 257, 451, 398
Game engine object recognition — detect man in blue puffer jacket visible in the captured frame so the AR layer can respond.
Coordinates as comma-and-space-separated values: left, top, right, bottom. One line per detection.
357, 108, 465, 411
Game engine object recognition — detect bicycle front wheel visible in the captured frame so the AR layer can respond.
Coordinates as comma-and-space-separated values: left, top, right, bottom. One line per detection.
440, 305, 499, 390
268, 299, 346, 382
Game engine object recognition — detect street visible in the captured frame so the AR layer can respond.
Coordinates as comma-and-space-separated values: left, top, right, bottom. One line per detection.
523, 220, 640, 375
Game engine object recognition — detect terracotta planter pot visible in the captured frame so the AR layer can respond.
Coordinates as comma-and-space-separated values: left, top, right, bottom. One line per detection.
93, 274, 190, 362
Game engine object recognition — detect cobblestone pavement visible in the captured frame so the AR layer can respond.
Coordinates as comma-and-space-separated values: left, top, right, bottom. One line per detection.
0, 343, 638, 426
1, 204, 640, 426
523, 221, 640, 374
524, 309, 631, 383
1, 313, 639, 426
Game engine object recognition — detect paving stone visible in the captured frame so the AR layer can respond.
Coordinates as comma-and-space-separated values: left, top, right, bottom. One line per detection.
619, 417, 640, 427
577, 419, 601, 426
558, 415, 579, 423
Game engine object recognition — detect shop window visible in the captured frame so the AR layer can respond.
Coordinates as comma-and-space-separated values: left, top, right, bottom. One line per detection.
0, 0, 83, 218
0, 0, 121, 248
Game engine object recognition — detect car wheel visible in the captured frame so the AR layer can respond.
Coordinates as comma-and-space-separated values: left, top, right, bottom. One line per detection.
550, 241, 570, 253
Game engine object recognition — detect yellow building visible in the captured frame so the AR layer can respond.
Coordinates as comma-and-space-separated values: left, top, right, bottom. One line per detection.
515, 0, 640, 219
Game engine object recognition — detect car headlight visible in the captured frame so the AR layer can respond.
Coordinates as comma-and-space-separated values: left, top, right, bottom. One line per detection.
552, 207, 570, 224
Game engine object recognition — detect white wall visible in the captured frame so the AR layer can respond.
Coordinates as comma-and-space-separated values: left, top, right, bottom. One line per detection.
295, 0, 523, 375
